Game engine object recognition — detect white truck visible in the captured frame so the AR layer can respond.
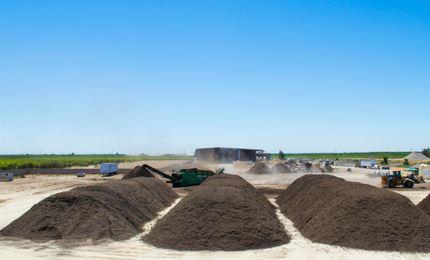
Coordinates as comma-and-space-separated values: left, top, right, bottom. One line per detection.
360, 160, 377, 169
100, 163, 118, 176
420, 164, 430, 179
0, 172, 14, 182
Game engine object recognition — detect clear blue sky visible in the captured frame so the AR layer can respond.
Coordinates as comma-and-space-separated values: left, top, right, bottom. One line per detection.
0, 0, 429, 154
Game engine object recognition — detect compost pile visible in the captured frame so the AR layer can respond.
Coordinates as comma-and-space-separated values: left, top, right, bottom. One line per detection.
303, 161, 313, 172
418, 194, 430, 215
122, 165, 153, 179
144, 174, 290, 251
272, 162, 292, 173
319, 164, 334, 173
247, 161, 271, 174
323, 164, 334, 173
1, 178, 177, 242
276, 174, 430, 252
405, 152, 430, 161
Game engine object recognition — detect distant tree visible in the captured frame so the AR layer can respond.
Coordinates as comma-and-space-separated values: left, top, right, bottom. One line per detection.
423, 148, 430, 158
403, 158, 410, 166
382, 157, 389, 165
279, 150, 285, 160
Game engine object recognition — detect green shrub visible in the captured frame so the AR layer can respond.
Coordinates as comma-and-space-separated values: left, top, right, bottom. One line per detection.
382, 157, 389, 165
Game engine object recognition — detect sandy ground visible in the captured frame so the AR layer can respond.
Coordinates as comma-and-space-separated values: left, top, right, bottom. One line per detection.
1, 160, 430, 259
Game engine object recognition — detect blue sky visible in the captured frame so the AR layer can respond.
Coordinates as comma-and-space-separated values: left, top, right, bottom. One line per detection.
0, 0, 429, 154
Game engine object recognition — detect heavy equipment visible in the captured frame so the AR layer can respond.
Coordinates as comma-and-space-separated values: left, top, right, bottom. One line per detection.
405, 167, 425, 184
320, 161, 334, 173
381, 171, 416, 188
141, 164, 224, 188
100, 163, 118, 177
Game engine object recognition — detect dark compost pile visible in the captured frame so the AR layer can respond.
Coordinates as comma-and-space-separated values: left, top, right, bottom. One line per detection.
144, 174, 290, 251
247, 161, 271, 174
418, 194, 430, 216
122, 165, 154, 179
1, 178, 177, 242
276, 174, 430, 252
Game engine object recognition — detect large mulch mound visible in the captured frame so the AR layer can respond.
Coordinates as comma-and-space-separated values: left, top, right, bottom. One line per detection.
0, 178, 177, 242
122, 166, 154, 179
272, 162, 292, 173
276, 174, 430, 252
247, 161, 271, 174
418, 194, 430, 215
143, 174, 290, 251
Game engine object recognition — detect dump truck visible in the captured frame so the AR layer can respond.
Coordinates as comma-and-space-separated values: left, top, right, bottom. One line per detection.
360, 160, 377, 169
100, 163, 118, 176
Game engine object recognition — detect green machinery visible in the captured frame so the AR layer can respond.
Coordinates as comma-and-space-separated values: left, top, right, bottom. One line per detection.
141, 164, 224, 188
170, 168, 224, 187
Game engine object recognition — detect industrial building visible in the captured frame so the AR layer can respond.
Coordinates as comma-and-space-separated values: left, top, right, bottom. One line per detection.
194, 147, 265, 163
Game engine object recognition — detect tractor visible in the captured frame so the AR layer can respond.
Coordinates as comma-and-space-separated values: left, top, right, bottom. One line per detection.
381, 171, 416, 188
405, 167, 425, 184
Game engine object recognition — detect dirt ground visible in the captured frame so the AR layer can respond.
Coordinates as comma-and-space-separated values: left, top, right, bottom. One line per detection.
1, 160, 430, 259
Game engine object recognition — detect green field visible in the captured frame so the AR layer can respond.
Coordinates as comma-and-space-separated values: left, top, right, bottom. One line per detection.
273, 152, 410, 160
0, 154, 193, 170
0, 152, 412, 170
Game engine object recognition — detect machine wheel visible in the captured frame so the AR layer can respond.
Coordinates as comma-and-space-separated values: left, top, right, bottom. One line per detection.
388, 179, 397, 188
403, 180, 414, 188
